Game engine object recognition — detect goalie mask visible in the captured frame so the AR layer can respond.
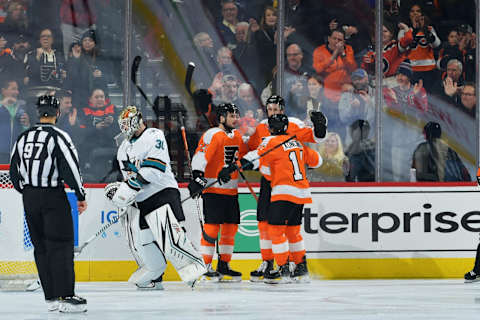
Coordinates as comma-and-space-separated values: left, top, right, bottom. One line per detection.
119, 106, 143, 140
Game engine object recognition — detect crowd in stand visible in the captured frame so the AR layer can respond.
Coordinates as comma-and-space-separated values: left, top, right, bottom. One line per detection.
193, 0, 475, 182
1, 0, 476, 183
0, 0, 122, 181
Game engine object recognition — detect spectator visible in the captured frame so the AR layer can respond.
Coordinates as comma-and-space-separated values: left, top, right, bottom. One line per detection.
7, 34, 29, 90
457, 82, 476, 117
412, 121, 471, 182
457, 24, 476, 82
209, 47, 239, 98
55, 89, 82, 144
0, 78, 28, 163
216, 0, 240, 49
232, 22, 261, 90
0, 1, 29, 45
313, 28, 357, 104
339, 68, 375, 145
400, 4, 441, 92
436, 28, 463, 72
66, 29, 111, 107
193, 32, 219, 77
301, 74, 328, 124
383, 60, 428, 181
236, 82, 261, 115
77, 87, 118, 180
251, 6, 295, 86
24, 28, 66, 89
345, 119, 375, 182
213, 74, 240, 106
361, 20, 412, 87
309, 132, 349, 182
434, 59, 464, 106
59, 0, 96, 58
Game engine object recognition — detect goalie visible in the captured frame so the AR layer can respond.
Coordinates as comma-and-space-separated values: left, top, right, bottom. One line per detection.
105, 106, 206, 289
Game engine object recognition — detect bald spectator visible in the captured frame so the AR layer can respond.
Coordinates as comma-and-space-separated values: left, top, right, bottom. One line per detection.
236, 82, 260, 114
313, 28, 357, 104
193, 32, 217, 70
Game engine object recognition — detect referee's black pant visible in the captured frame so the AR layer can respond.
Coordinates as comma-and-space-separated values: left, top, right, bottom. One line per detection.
22, 186, 75, 300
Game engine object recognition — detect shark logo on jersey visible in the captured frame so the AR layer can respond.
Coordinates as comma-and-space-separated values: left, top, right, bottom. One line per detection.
224, 145, 239, 165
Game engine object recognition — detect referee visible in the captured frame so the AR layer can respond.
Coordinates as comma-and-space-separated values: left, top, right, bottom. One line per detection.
9, 95, 88, 313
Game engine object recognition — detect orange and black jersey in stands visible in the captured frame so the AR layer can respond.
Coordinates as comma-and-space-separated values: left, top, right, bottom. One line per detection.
192, 127, 247, 195
244, 135, 322, 204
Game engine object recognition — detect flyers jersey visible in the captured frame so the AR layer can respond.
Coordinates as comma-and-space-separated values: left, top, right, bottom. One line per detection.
192, 127, 247, 195
247, 117, 320, 181
244, 135, 322, 204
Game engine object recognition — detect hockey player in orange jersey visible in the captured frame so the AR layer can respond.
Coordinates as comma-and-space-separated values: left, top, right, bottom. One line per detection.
247, 95, 327, 281
241, 114, 322, 283
188, 103, 247, 281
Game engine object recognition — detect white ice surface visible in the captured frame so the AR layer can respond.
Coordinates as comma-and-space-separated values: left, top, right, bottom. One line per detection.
2, 279, 480, 320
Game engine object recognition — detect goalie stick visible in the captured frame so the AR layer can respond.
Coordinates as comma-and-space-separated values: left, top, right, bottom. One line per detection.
182, 135, 297, 203
74, 207, 127, 255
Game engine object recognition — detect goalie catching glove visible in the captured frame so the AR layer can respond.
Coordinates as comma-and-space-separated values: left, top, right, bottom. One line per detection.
188, 170, 208, 199
310, 111, 327, 139
104, 178, 141, 207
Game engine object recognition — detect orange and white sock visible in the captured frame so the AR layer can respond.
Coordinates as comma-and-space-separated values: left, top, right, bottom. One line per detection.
219, 223, 238, 262
200, 223, 219, 265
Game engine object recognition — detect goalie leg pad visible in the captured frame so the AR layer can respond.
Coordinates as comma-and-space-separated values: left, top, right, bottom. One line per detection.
123, 207, 167, 286
145, 204, 207, 283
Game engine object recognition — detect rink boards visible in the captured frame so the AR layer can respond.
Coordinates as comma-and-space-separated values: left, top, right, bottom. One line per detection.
1, 184, 479, 280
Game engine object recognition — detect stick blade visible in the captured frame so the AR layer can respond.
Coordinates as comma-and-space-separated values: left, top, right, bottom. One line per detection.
131, 56, 142, 84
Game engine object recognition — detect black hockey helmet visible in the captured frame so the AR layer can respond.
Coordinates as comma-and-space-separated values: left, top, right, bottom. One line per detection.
268, 114, 289, 135
216, 103, 240, 122
36, 95, 60, 117
424, 121, 441, 141
265, 95, 285, 110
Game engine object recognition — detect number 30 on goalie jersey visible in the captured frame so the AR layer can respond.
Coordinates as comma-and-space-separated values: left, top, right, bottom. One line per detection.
245, 135, 322, 204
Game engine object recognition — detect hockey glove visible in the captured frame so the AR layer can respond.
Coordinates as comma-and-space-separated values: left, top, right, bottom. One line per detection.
104, 180, 139, 207
188, 171, 207, 199
217, 163, 238, 185
240, 158, 254, 171
310, 111, 328, 139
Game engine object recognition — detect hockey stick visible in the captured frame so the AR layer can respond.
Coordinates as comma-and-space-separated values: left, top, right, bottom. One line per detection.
131, 56, 155, 108
74, 207, 127, 255
182, 135, 297, 203
178, 110, 205, 227
239, 170, 258, 202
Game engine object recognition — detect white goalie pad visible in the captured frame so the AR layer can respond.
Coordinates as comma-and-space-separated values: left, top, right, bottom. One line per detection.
123, 206, 167, 286
145, 204, 207, 283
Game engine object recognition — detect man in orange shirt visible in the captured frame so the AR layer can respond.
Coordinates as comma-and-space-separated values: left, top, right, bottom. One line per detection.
313, 28, 357, 103
189, 103, 247, 281
242, 114, 322, 283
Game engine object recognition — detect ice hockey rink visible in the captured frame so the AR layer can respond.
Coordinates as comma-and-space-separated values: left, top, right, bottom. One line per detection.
2, 279, 480, 320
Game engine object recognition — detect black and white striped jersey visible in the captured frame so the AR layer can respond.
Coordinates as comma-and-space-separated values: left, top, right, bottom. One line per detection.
9, 123, 86, 201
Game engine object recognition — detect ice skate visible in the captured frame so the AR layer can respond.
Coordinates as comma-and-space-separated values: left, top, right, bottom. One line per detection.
58, 296, 87, 313
291, 258, 310, 283
46, 298, 59, 312
464, 270, 480, 283
217, 260, 242, 282
202, 263, 220, 282
250, 260, 274, 282
264, 264, 292, 284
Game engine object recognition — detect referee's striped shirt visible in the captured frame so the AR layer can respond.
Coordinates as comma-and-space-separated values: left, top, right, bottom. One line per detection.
9, 123, 86, 201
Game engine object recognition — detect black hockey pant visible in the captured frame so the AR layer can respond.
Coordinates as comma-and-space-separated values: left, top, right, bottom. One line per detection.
22, 186, 75, 300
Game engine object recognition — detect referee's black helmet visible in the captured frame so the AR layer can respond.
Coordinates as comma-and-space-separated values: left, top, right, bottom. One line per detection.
36, 95, 60, 117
